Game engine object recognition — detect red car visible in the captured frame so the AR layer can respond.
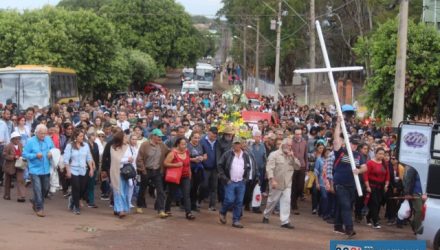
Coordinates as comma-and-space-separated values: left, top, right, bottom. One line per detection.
144, 82, 167, 94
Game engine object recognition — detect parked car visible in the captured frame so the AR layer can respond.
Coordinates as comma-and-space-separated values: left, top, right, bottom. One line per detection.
418, 163, 440, 250
181, 68, 194, 82
144, 82, 167, 94
181, 80, 199, 95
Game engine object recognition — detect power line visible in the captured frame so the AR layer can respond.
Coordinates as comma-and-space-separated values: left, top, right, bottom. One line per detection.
316, 0, 356, 19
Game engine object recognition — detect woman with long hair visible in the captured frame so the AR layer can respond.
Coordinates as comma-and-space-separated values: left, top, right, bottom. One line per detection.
364, 147, 390, 229
63, 128, 95, 215
14, 116, 32, 185
312, 142, 326, 215
94, 117, 104, 131
355, 143, 370, 222
109, 130, 130, 218
59, 122, 74, 197
187, 132, 207, 211
385, 153, 404, 225
164, 137, 195, 220
14, 116, 31, 146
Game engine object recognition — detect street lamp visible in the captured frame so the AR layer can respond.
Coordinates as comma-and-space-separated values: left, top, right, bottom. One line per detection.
246, 21, 278, 95
247, 21, 260, 94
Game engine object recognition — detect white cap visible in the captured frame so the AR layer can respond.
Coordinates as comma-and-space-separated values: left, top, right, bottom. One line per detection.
11, 131, 21, 139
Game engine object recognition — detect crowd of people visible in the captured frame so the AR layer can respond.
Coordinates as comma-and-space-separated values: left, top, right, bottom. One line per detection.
0, 88, 424, 236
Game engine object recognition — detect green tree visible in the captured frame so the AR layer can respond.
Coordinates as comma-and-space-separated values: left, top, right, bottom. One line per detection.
0, 11, 23, 67
0, 7, 129, 95
57, 0, 111, 11
354, 19, 440, 118
98, 0, 205, 68
126, 49, 158, 90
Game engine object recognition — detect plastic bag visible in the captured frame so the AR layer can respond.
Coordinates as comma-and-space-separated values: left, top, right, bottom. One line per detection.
398, 199, 411, 220
251, 184, 262, 208
306, 171, 316, 189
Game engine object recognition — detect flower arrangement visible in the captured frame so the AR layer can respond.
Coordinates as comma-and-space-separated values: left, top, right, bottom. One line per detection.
217, 85, 252, 139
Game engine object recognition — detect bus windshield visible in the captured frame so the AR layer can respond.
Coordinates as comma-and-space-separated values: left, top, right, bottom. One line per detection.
21, 74, 50, 109
196, 69, 213, 81
0, 73, 50, 109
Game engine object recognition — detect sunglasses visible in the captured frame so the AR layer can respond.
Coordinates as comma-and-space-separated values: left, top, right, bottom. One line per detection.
183, 124, 189, 126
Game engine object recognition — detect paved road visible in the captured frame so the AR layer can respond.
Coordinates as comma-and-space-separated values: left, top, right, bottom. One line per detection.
0, 183, 415, 250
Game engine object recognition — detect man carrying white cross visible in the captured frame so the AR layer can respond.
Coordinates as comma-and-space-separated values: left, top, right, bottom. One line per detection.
294, 21, 367, 237
332, 117, 367, 237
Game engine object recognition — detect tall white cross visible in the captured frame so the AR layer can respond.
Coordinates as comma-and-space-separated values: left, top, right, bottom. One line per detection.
294, 21, 364, 196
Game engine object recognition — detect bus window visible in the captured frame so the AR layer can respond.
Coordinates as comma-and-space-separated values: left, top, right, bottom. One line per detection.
20, 74, 50, 109
51, 75, 62, 100
69, 75, 76, 96
0, 74, 19, 105
60, 75, 67, 95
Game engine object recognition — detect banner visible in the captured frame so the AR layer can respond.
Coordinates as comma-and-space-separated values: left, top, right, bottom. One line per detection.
399, 124, 431, 165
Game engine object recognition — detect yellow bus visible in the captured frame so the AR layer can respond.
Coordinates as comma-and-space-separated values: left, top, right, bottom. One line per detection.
0, 65, 79, 109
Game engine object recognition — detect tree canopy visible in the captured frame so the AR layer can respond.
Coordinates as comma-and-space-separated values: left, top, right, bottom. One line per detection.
219, 0, 423, 84
354, 19, 440, 119
0, 0, 212, 96
0, 7, 125, 93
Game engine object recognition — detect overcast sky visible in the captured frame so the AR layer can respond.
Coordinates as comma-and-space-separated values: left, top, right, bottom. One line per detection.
0, 0, 223, 16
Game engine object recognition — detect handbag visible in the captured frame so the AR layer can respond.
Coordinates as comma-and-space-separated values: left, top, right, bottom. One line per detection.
121, 163, 136, 180
165, 151, 183, 184
165, 167, 183, 184
121, 147, 136, 180
15, 157, 27, 170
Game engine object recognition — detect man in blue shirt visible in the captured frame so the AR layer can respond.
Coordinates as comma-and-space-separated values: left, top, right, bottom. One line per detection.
250, 131, 266, 212
23, 124, 54, 217
201, 127, 218, 211
332, 117, 366, 237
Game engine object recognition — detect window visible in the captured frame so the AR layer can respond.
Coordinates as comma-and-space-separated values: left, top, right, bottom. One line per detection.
20, 73, 50, 109
0, 74, 19, 106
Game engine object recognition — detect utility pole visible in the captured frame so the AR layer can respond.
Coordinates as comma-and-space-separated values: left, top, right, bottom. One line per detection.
309, 0, 316, 105
255, 18, 260, 93
392, 0, 409, 127
274, 0, 282, 102
243, 23, 247, 84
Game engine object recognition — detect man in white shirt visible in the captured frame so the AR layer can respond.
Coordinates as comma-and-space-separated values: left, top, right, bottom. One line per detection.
116, 111, 130, 131
218, 136, 252, 229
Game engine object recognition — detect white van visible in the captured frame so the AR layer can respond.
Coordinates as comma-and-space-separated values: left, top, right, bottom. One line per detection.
195, 63, 215, 90
182, 67, 194, 81
417, 125, 440, 249
418, 164, 440, 250
181, 80, 199, 94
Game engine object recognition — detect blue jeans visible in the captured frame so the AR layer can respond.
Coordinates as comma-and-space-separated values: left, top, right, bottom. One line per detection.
114, 176, 130, 213
318, 187, 329, 217
220, 181, 246, 223
326, 192, 336, 218
31, 174, 50, 211
334, 184, 355, 232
